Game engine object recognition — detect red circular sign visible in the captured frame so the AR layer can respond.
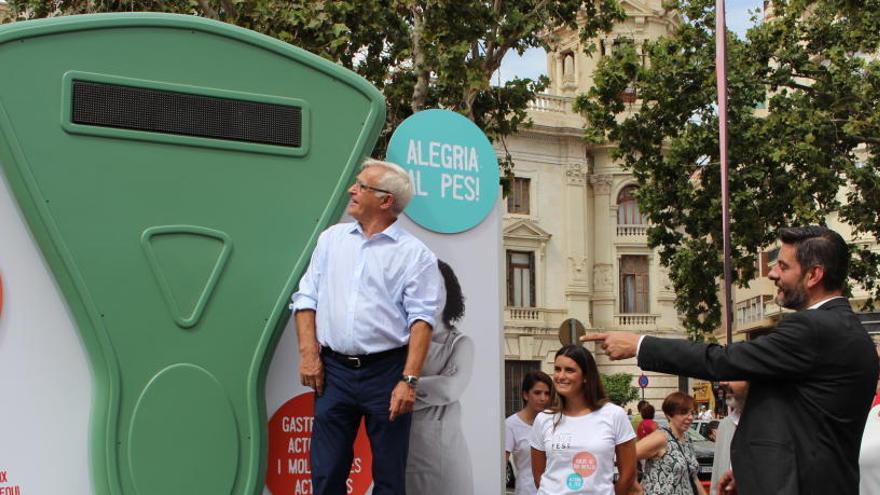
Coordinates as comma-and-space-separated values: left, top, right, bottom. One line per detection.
266, 392, 373, 494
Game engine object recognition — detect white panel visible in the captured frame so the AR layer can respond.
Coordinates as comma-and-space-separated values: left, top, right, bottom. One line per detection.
263, 198, 504, 495
0, 169, 94, 494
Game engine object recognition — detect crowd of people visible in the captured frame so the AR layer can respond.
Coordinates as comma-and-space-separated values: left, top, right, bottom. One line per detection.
506, 362, 879, 495
505, 370, 715, 495
504, 225, 880, 495
289, 158, 879, 495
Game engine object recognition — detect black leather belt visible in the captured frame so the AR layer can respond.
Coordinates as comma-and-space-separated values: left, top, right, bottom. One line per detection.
321, 345, 407, 369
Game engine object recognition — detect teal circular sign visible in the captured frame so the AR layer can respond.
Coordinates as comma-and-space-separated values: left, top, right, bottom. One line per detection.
386, 109, 499, 234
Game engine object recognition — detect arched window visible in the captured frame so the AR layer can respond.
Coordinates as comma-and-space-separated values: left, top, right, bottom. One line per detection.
617, 185, 647, 225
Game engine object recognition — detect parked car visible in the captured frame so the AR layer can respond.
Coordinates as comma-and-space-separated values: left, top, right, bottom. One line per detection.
690, 419, 716, 439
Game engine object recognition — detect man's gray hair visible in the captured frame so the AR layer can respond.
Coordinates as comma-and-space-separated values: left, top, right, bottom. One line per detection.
362, 159, 413, 214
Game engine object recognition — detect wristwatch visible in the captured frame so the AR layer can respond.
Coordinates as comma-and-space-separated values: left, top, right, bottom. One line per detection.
401, 374, 419, 386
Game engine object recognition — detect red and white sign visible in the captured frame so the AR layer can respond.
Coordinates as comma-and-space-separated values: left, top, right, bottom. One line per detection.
1, 170, 93, 493
0, 468, 24, 494
266, 392, 372, 495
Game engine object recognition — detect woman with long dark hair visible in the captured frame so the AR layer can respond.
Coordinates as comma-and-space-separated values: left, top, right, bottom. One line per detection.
530, 345, 637, 494
405, 260, 474, 494
506, 370, 553, 495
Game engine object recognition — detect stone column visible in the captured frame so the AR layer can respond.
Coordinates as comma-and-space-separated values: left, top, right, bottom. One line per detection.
590, 174, 615, 330
565, 161, 590, 327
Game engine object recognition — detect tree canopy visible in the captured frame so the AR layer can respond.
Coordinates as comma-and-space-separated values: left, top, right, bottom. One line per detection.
5, 0, 624, 169
577, 0, 880, 337
601, 372, 640, 406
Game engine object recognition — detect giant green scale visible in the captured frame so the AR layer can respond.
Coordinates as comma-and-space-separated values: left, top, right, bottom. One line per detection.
0, 13, 384, 494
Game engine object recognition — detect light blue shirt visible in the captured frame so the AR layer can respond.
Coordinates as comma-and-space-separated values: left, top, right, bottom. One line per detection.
290, 221, 442, 355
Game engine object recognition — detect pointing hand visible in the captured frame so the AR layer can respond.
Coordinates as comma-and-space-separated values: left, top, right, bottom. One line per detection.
581, 332, 640, 360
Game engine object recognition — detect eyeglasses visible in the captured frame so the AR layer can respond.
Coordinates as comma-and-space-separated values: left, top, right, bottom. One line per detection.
355, 180, 392, 195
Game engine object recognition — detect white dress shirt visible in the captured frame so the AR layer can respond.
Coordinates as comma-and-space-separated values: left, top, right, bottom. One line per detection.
290, 221, 442, 355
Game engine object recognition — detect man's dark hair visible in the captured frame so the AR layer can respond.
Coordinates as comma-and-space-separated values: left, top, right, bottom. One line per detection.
641, 403, 655, 420
778, 226, 849, 292
438, 260, 465, 328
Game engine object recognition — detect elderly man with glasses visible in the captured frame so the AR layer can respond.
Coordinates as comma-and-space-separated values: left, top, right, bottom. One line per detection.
290, 158, 442, 495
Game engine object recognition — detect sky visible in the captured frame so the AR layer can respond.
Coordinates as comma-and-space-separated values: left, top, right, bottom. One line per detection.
497, 0, 765, 83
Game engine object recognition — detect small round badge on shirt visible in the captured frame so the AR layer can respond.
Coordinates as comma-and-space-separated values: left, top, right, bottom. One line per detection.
572, 451, 598, 478
566, 473, 584, 490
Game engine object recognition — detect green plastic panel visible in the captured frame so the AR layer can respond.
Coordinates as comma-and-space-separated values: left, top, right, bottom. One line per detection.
0, 13, 385, 495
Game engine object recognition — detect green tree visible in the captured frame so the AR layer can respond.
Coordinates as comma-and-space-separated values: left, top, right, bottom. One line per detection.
5, 0, 625, 171
577, 0, 880, 337
601, 372, 640, 406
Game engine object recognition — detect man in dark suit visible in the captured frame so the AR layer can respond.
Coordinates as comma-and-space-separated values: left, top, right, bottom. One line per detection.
584, 226, 879, 494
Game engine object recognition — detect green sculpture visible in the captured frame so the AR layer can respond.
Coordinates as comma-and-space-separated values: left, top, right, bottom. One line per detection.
0, 13, 384, 494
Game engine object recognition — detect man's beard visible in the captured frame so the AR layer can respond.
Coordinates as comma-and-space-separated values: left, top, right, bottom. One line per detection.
777, 276, 808, 310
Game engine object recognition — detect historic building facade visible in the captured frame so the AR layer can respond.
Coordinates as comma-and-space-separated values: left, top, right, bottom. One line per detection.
500, 0, 685, 416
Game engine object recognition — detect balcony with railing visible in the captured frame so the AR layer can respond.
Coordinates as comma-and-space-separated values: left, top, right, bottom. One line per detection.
508, 307, 541, 321
616, 224, 648, 237
735, 294, 776, 331
527, 94, 573, 113
613, 313, 659, 330
505, 306, 568, 328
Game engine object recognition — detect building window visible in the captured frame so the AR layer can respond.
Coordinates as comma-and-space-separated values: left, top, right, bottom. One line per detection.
617, 185, 647, 225
620, 255, 649, 313
766, 247, 779, 266
507, 177, 530, 215
757, 249, 778, 277
507, 250, 535, 307
505, 360, 540, 418
678, 375, 690, 393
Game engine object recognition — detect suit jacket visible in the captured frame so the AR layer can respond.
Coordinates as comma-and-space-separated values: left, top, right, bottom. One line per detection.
638, 298, 878, 495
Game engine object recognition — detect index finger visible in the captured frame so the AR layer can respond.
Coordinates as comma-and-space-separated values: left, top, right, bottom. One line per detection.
389, 398, 400, 421
580, 333, 609, 342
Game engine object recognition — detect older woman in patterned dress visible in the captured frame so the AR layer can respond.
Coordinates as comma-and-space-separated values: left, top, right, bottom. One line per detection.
636, 392, 706, 495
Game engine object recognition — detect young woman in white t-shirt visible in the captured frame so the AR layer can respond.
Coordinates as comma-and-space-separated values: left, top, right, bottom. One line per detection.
506, 371, 553, 495
530, 345, 637, 494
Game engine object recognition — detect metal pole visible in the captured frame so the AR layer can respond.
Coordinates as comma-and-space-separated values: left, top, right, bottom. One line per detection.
569, 319, 576, 346
716, 0, 734, 345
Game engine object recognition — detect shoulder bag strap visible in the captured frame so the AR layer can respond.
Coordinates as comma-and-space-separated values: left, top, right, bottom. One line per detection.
660, 426, 699, 495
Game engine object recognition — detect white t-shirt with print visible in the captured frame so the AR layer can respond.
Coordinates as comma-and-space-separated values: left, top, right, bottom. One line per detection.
860, 404, 880, 495
506, 413, 538, 495
530, 403, 635, 494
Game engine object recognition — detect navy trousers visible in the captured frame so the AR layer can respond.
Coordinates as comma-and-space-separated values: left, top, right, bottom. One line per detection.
311, 350, 410, 495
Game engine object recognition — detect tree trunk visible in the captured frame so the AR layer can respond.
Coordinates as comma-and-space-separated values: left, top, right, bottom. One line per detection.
410, 5, 429, 113
197, 0, 220, 20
